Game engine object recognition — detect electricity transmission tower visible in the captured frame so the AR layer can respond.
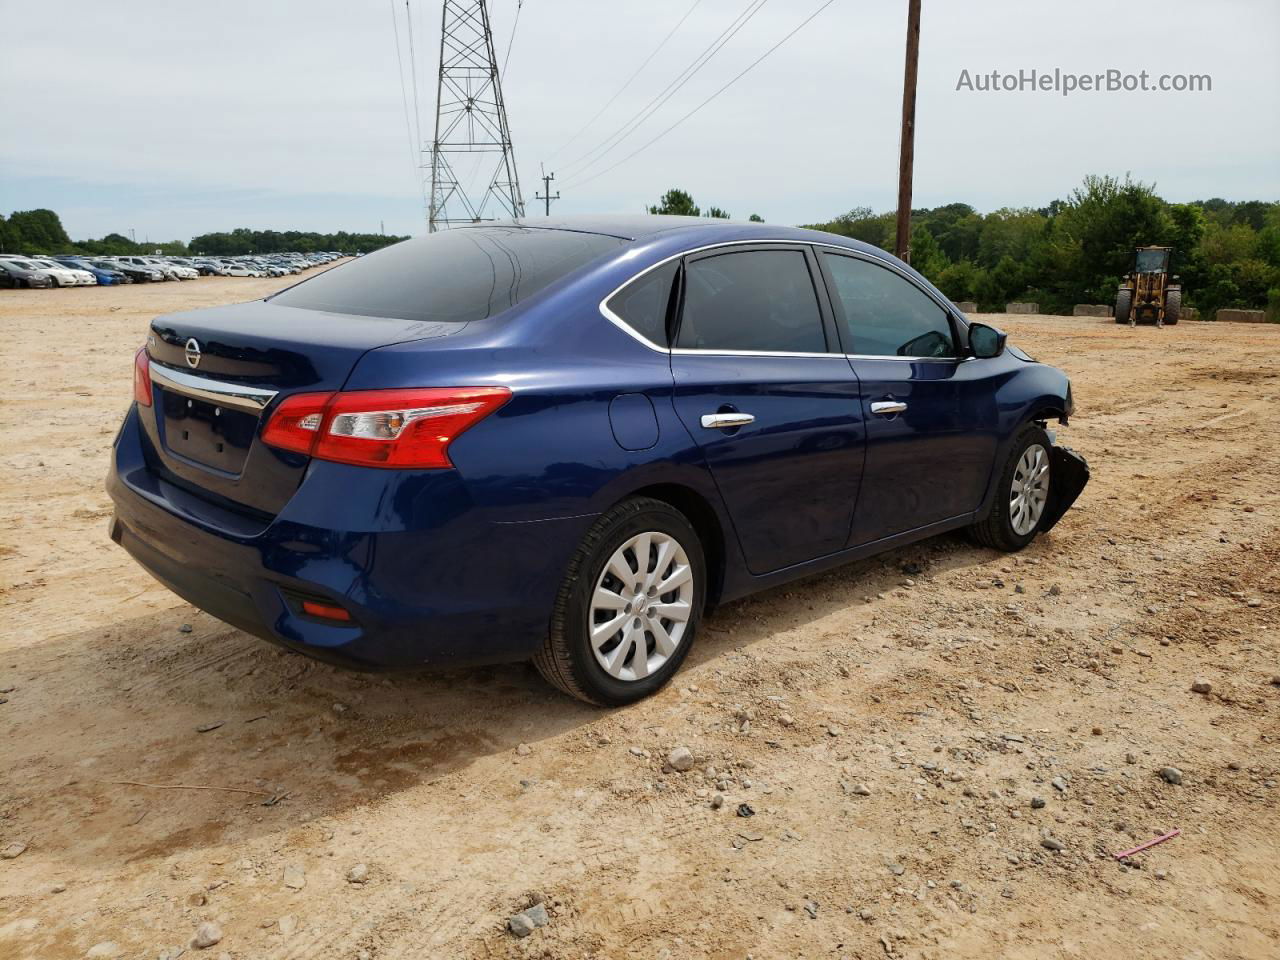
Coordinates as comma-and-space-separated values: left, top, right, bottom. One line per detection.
428, 0, 525, 231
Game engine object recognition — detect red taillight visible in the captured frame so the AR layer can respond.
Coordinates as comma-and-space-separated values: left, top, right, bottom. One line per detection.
261, 386, 510, 469
300, 599, 353, 622
133, 347, 152, 407
260, 391, 332, 455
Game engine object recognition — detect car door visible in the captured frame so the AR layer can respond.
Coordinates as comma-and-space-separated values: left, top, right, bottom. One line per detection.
669, 244, 866, 575
817, 250, 1000, 547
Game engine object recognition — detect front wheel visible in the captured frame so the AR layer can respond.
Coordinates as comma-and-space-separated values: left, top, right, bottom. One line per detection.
1164, 287, 1181, 325
969, 425, 1052, 552
534, 497, 705, 706
1114, 288, 1132, 324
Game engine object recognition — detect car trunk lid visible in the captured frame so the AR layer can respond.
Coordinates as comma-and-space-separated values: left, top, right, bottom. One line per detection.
141, 300, 465, 516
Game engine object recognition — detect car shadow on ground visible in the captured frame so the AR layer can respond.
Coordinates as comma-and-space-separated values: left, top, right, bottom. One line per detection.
6, 531, 1006, 873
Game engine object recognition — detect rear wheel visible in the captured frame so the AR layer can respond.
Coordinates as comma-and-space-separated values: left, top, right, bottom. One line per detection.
1114, 288, 1132, 324
1164, 287, 1181, 325
534, 497, 705, 706
969, 425, 1052, 552
48, 276, 60, 288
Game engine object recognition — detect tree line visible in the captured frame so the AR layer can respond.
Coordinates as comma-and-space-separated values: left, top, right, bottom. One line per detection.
0, 210, 406, 258
804, 175, 1280, 321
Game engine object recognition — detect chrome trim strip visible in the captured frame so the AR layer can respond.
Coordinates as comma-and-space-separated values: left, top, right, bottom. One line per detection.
148, 361, 278, 412
671, 348, 837, 359
597, 238, 968, 358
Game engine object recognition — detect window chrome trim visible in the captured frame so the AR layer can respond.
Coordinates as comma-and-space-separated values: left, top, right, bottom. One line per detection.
598, 238, 967, 358
148, 361, 278, 412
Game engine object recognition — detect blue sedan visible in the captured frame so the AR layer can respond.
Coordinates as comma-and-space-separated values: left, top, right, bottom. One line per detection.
107, 217, 1087, 705
57, 257, 129, 285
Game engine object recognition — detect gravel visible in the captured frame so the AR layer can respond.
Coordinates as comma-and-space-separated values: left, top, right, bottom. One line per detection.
508, 902, 550, 938
667, 746, 695, 772
1159, 767, 1184, 785
191, 921, 223, 949
282, 863, 306, 890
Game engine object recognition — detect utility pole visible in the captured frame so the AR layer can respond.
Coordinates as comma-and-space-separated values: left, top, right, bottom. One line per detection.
894, 0, 921, 264
535, 167, 560, 216
428, 0, 525, 231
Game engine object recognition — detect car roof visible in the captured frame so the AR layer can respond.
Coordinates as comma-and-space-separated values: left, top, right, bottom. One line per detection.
459, 214, 879, 254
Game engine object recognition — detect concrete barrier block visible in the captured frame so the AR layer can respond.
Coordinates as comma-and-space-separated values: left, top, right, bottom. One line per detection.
953, 301, 977, 314
1214, 308, 1267, 324
1072, 304, 1112, 317
1181, 307, 1200, 321
1006, 302, 1039, 314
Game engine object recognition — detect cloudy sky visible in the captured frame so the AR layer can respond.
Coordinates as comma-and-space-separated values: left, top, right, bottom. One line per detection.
2, 0, 1276, 242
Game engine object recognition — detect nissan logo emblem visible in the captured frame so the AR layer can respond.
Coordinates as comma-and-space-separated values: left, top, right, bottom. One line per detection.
184, 338, 202, 369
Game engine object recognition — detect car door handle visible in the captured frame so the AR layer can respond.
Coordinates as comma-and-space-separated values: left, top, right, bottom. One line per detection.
700, 412, 755, 430
870, 400, 908, 416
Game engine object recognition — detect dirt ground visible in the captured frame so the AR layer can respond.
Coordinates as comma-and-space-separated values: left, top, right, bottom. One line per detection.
1, 275, 1277, 960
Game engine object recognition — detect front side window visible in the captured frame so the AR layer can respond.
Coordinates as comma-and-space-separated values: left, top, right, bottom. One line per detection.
605, 261, 677, 346
676, 249, 826, 353
822, 254, 955, 358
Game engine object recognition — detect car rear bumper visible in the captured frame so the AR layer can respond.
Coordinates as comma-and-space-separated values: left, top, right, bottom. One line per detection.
106, 405, 592, 671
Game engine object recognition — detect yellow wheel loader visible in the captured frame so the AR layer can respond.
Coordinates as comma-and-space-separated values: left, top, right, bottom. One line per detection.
1115, 246, 1182, 327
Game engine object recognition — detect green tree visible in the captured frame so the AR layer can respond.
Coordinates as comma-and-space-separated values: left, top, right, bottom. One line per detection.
1046, 174, 1171, 304
976, 208, 1048, 267
909, 224, 949, 279
704, 206, 730, 219
7, 208, 71, 253
648, 188, 700, 217
934, 259, 982, 302
748, 213, 764, 223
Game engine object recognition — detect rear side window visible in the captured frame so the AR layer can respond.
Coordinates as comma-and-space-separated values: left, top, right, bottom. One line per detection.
676, 250, 826, 353
822, 253, 955, 358
605, 261, 677, 346
270, 227, 625, 322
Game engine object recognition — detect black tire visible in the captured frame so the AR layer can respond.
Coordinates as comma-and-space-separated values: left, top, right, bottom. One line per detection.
1164, 287, 1181, 325
48, 275, 60, 288
1114, 288, 1132, 324
534, 497, 706, 706
969, 424, 1052, 552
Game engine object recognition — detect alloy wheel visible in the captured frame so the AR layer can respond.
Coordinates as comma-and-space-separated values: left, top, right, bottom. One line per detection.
1010, 443, 1051, 535
589, 531, 694, 682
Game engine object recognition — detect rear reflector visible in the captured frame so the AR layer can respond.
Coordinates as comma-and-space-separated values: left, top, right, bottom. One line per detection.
262, 386, 510, 469
133, 347, 152, 407
300, 599, 353, 622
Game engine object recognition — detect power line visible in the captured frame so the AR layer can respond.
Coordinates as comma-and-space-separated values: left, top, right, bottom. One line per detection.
404, 1, 424, 165
501, 0, 524, 79
563, 0, 837, 190
389, 0, 420, 190
556, 0, 770, 179
545, 0, 703, 163
557, 0, 766, 177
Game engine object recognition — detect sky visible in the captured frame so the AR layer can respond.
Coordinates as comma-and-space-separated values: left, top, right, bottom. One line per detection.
2, 0, 1277, 242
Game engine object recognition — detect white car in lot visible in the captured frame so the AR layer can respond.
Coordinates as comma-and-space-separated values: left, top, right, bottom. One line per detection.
114, 256, 177, 280
27, 257, 97, 286
221, 263, 261, 277
149, 257, 197, 280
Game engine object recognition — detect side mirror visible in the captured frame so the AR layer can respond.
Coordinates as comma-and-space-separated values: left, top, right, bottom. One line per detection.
968, 322, 1006, 359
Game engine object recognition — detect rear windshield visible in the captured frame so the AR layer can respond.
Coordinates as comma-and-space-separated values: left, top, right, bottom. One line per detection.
268, 227, 626, 322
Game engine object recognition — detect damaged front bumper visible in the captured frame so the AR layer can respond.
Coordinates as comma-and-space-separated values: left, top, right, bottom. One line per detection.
1039, 445, 1090, 533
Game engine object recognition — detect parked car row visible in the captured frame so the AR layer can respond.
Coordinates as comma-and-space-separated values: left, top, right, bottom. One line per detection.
0, 251, 346, 288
